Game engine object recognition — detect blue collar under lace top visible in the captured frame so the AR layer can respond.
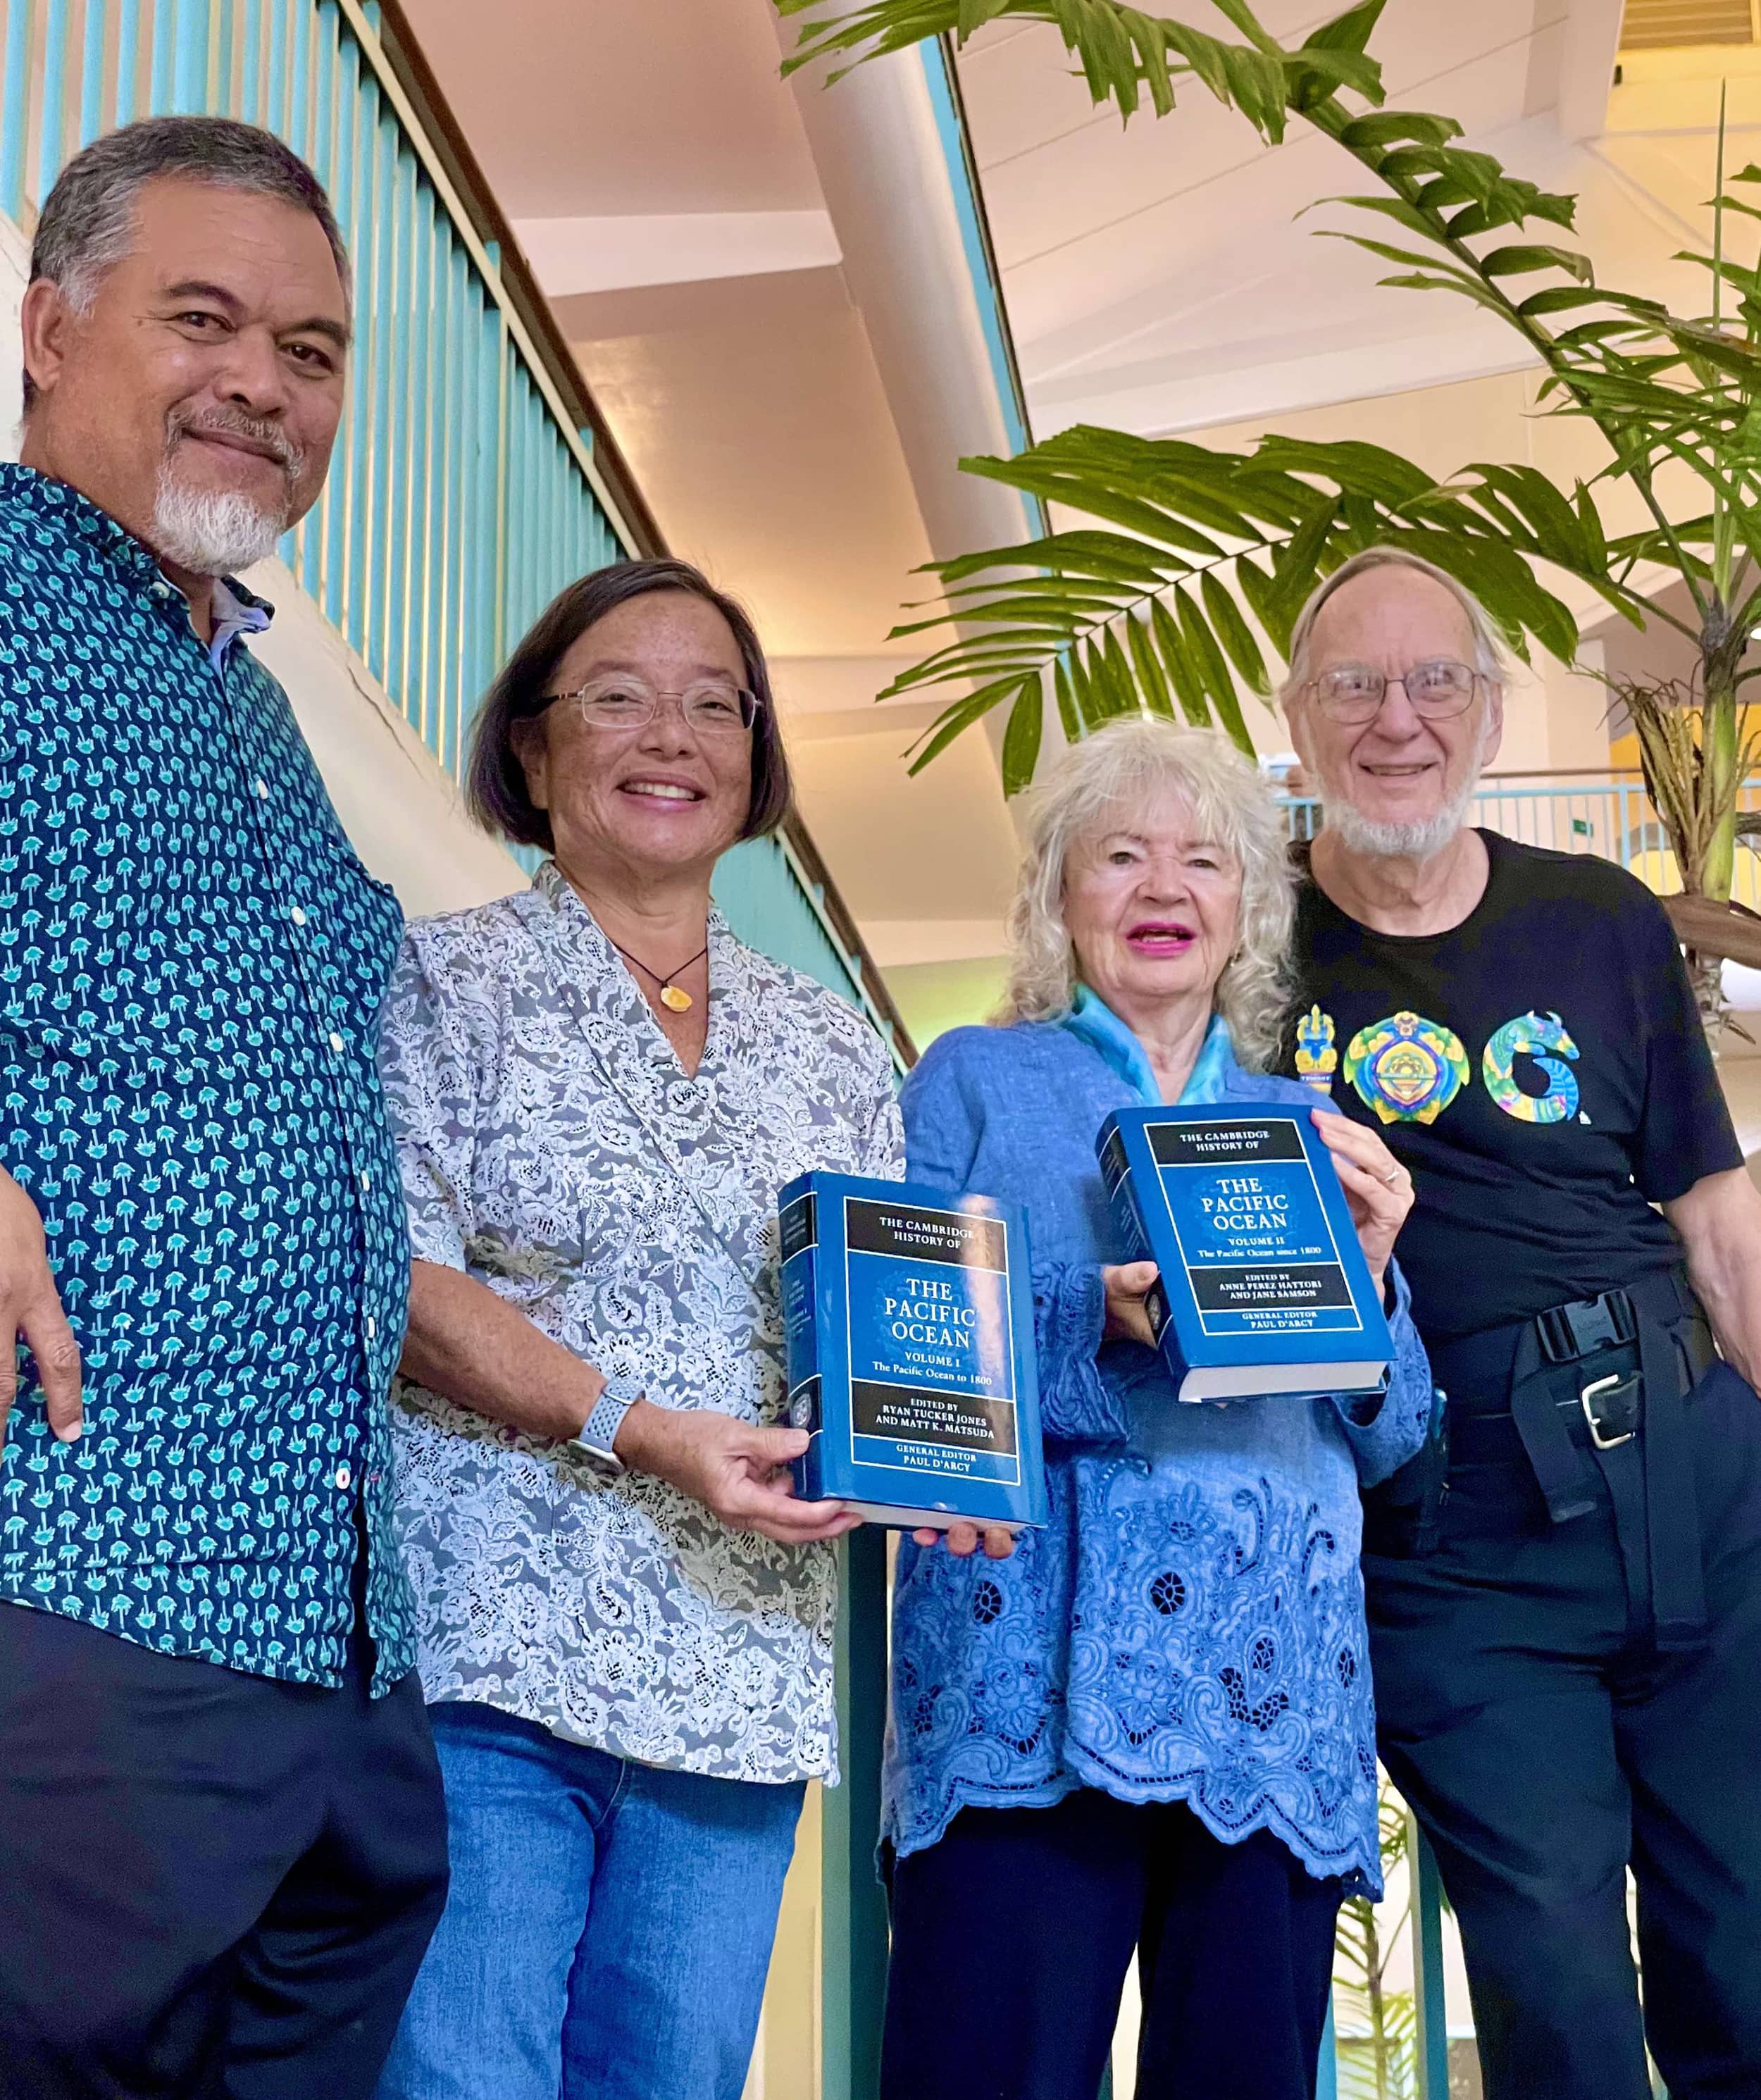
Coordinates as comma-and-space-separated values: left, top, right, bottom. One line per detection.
885, 1010, 1434, 1894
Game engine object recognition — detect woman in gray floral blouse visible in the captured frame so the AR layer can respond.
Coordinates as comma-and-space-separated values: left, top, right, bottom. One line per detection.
375, 561, 904, 2100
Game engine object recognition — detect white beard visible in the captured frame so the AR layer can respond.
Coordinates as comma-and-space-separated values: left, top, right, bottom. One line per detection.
151, 472, 289, 577
1326, 788, 1476, 862
1319, 723, 1494, 862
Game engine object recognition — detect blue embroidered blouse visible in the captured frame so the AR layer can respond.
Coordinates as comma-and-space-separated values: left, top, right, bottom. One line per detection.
884, 1006, 1434, 1892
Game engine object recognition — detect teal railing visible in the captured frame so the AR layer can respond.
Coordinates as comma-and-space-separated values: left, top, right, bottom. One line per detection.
0, 13, 916, 2097
0, 0, 912, 1071
1286, 770, 1761, 916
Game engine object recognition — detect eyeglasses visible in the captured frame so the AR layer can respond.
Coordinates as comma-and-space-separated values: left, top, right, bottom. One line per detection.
1305, 658, 1481, 725
537, 676, 759, 737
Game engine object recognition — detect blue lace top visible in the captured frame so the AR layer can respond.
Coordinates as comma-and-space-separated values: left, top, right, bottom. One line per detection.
883, 1008, 1435, 1893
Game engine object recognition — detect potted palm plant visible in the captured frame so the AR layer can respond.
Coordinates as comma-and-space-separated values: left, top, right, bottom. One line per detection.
779, 0, 1761, 1029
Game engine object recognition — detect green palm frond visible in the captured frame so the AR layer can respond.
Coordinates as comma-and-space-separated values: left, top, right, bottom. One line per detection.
882, 425, 1619, 788
783, 0, 1761, 1014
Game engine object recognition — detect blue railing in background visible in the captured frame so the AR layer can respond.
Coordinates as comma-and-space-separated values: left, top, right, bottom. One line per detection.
0, 0, 911, 1072
1286, 769, 1761, 916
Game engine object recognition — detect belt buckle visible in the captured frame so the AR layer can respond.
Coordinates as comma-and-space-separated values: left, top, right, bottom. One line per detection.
1581, 1371, 1636, 1450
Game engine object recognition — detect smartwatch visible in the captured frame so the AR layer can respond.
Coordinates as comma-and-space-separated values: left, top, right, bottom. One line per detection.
562, 1373, 643, 1481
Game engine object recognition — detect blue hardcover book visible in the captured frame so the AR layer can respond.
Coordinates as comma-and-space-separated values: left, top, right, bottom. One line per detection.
1097, 1104, 1392, 1403
778, 1172, 1047, 1531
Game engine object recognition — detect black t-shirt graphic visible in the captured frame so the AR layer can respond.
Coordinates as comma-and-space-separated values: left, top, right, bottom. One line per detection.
1287, 832, 1742, 1342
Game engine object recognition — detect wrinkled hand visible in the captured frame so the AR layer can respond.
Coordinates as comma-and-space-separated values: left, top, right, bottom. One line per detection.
911, 1520, 1017, 1558
0, 1167, 80, 1458
1102, 1260, 1160, 1350
1310, 1110, 1412, 1290
614, 1399, 861, 1545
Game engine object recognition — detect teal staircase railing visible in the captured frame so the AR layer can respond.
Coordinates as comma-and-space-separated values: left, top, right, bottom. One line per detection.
0, 6, 1505, 2092
0, 0, 914, 1069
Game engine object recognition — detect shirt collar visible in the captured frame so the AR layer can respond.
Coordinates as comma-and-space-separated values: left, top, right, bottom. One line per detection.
209, 573, 273, 666
0, 461, 163, 577
0, 462, 277, 661
1063, 985, 1235, 1106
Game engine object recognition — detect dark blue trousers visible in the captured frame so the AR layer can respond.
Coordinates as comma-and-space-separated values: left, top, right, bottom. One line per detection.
0, 1600, 449, 2100
1367, 1359, 1761, 2100
880, 1790, 1342, 2100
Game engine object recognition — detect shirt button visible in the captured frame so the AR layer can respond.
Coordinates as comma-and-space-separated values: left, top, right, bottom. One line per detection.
254, 777, 270, 800
328, 1031, 345, 1055
360, 1171, 371, 1193
335, 1463, 353, 1491
290, 905, 307, 926
365, 1317, 378, 1341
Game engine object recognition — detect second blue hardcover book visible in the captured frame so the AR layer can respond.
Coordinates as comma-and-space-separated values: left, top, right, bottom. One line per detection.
1097, 1103, 1392, 1403
779, 1171, 1047, 1531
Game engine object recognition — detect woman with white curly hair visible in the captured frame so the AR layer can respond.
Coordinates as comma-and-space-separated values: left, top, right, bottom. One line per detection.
878, 719, 1435, 2100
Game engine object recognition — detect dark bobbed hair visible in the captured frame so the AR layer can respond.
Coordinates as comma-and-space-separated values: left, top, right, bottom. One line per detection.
465, 558, 793, 852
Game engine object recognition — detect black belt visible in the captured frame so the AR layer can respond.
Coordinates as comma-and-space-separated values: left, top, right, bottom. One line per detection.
1419, 1269, 1716, 1650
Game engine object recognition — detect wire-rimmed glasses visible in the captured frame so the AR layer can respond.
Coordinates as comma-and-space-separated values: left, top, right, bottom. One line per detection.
1305, 658, 1481, 726
538, 676, 759, 736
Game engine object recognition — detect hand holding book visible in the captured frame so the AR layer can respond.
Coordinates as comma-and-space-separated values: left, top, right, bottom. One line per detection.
1102, 1260, 1160, 1350
1097, 1104, 1398, 1402
615, 1402, 864, 1546
909, 1518, 1018, 1558
1305, 1109, 1412, 1291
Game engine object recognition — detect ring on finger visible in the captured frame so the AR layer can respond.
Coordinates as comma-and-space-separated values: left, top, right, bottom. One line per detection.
1380, 1165, 1402, 1187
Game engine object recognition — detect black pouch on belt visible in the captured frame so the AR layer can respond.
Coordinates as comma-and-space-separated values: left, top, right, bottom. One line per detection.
1506, 1271, 1714, 1650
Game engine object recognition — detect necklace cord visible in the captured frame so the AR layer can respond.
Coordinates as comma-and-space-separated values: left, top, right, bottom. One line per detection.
610, 936, 709, 990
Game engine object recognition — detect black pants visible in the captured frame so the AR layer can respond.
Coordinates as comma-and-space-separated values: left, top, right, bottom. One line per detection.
880, 1790, 1342, 2100
1367, 1359, 1761, 2100
0, 1600, 449, 2100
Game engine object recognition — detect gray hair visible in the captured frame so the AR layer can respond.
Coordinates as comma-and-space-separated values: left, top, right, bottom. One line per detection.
25, 116, 350, 411
1278, 545, 1512, 704
999, 719, 1295, 1072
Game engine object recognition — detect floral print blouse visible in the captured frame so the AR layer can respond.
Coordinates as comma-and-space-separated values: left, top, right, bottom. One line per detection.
379, 860, 902, 1784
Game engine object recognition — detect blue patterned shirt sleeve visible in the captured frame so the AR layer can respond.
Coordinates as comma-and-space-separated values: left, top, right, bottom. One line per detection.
0, 466, 416, 1693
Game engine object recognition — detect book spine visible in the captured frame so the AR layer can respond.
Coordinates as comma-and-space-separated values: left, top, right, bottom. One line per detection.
779, 1188, 824, 1498
1100, 1126, 1153, 1265
1102, 1128, 1178, 1357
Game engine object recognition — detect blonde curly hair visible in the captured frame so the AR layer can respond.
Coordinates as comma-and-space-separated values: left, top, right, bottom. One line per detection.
997, 720, 1294, 1072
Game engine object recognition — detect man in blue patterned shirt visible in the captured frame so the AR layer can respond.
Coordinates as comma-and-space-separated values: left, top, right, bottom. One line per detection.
0, 119, 447, 2099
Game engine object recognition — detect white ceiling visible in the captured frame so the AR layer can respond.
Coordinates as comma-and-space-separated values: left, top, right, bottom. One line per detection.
411, 0, 823, 216
402, 0, 1026, 978
952, 0, 1753, 436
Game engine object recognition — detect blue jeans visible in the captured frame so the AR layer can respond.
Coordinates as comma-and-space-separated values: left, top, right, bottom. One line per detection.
378, 1701, 805, 2100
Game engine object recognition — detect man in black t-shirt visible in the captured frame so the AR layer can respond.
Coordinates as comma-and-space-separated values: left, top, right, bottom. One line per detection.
1282, 546, 1761, 2100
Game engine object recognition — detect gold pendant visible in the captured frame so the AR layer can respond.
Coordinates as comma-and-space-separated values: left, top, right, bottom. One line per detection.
660, 984, 693, 1013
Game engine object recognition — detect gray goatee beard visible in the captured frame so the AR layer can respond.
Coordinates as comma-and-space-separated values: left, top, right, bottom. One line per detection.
1322, 727, 1493, 862
151, 411, 303, 576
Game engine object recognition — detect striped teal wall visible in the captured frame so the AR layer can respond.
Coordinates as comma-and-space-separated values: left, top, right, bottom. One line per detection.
0, 0, 896, 1054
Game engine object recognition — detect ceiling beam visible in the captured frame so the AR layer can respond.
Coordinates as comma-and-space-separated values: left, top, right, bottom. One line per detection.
511, 210, 840, 295
1558, 0, 1626, 142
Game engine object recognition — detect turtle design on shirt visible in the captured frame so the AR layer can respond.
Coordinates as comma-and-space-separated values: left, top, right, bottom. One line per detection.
1481, 1009, 1581, 1124
1343, 1009, 1470, 1125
